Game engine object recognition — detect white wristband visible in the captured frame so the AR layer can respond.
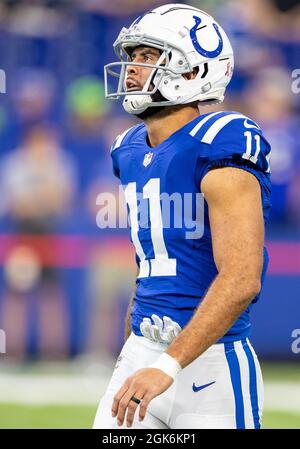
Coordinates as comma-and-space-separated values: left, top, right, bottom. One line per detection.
149, 353, 182, 380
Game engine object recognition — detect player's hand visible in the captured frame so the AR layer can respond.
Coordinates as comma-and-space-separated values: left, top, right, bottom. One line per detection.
140, 314, 181, 344
111, 367, 173, 427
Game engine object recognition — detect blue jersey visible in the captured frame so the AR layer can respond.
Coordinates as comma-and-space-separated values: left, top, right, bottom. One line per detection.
111, 111, 272, 342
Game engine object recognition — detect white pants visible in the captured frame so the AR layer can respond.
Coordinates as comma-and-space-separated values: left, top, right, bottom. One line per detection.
93, 333, 264, 429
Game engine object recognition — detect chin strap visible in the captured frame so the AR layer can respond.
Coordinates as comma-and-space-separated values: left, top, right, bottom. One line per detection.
123, 93, 153, 114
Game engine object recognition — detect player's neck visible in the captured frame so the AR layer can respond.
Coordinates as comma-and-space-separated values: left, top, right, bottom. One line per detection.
144, 105, 200, 148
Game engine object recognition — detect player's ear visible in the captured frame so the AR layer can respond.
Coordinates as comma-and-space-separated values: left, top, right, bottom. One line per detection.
183, 67, 199, 81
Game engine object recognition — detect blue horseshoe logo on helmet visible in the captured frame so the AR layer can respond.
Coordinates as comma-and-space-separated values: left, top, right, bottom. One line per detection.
190, 16, 223, 58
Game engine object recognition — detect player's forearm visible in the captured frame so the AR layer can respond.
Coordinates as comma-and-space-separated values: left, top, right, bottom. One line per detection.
166, 270, 260, 368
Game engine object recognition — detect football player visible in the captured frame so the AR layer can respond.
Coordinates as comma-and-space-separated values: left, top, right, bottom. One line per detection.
93, 3, 271, 429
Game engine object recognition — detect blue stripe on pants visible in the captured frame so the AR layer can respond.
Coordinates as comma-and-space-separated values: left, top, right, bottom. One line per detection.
242, 339, 261, 429
224, 342, 245, 429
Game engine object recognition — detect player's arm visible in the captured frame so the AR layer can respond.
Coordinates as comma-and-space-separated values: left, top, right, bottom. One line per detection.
124, 266, 139, 342
166, 166, 264, 367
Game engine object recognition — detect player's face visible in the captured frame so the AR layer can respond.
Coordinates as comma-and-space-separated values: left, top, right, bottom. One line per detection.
125, 46, 161, 92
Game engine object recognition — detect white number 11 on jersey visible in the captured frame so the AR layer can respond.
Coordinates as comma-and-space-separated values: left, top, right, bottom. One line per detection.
124, 178, 177, 278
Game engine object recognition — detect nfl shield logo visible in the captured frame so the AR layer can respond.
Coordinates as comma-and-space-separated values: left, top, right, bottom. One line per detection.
143, 151, 154, 167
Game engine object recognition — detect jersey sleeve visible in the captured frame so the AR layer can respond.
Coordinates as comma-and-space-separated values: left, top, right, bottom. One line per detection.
194, 114, 271, 186
192, 113, 272, 223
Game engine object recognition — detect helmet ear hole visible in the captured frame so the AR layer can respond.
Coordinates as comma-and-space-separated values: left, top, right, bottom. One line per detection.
183, 66, 200, 81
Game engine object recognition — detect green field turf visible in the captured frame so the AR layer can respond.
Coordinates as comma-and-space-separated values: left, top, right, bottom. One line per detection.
0, 404, 299, 429
0, 362, 299, 429
261, 362, 300, 382
0, 404, 95, 429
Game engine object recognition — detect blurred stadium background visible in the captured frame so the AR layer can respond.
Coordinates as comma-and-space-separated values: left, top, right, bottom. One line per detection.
0, 0, 299, 429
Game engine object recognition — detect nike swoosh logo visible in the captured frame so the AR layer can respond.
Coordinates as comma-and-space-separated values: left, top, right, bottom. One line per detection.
244, 119, 260, 130
192, 381, 216, 392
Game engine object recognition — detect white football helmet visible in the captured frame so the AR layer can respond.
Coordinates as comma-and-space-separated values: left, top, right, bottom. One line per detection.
104, 3, 234, 115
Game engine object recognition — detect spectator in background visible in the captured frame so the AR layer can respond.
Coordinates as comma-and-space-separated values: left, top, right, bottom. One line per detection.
0, 122, 78, 359
0, 0, 72, 37
243, 67, 300, 229
0, 68, 57, 154
0, 123, 77, 227
240, 0, 300, 42
12, 69, 57, 127
64, 76, 113, 199
288, 164, 300, 228
220, 0, 300, 42
77, 0, 168, 16
217, 0, 300, 97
